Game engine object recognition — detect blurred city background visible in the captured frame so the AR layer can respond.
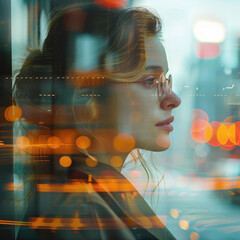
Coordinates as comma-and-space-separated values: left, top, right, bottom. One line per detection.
0, 0, 240, 239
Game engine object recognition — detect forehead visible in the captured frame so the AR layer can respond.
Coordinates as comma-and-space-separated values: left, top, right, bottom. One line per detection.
145, 36, 168, 73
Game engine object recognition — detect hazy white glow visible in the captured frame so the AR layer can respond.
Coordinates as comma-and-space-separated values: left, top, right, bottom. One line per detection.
193, 19, 226, 43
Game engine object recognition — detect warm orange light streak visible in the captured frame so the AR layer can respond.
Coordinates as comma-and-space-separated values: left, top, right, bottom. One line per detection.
5, 182, 24, 191
69, 73, 106, 88
188, 177, 240, 191
30, 215, 165, 230
47, 136, 61, 149
0, 219, 28, 226
7, 177, 240, 193
37, 180, 137, 193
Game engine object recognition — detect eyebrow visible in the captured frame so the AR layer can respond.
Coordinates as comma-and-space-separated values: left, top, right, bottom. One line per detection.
145, 65, 169, 73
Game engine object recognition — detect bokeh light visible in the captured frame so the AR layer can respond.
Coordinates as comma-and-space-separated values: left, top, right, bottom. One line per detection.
170, 209, 179, 219
16, 136, 30, 149
76, 136, 91, 149
94, 0, 127, 9
191, 119, 211, 143
229, 122, 240, 145
113, 134, 135, 152
217, 123, 228, 145
204, 122, 213, 142
192, 109, 209, 122
207, 121, 221, 146
47, 136, 61, 149
86, 156, 98, 167
110, 155, 123, 168
59, 156, 72, 168
195, 42, 221, 59
223, 123, 235, 148
190, 232, 200, 240
4, 105, 22, 122
179, 219, 189, 230
193, 19, 226, 43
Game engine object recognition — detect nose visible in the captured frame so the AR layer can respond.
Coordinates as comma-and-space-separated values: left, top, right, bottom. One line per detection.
160, 90, 181, 110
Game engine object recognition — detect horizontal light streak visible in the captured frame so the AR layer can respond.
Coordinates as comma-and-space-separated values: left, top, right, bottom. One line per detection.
29, 215, 165, 230
0, 219, 28, 226
0, 215, 166, 230
5, 176, 240, 193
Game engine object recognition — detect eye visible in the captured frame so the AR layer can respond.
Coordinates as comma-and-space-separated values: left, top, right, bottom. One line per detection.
141, 75, 155, 88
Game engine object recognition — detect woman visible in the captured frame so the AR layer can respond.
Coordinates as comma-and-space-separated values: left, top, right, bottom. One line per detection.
14, 3, 180, 240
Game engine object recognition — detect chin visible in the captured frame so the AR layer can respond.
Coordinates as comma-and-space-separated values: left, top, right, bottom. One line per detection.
156, 133, 171, 149
137, 133, 172, 152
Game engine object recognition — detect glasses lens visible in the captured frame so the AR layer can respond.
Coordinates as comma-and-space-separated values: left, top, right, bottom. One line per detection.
168, 74, 172, 88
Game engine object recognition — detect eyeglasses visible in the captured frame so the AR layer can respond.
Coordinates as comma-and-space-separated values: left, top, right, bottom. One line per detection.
71, 72, 172, 100
139, 72, 172, 100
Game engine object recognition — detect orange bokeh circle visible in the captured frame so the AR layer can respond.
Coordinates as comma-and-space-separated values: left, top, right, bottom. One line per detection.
59, 156, 72, 167
4, 105, 22, 122
113, 134, 135, 152
217, 123, 229, 145
179, 219, 189, 230
207, 121, 221, 146
110, 155, 123, 168
86, 156, 98, 167
76, 136, 91, 149
190, 232, 200, 240
16, 136, 30, 149
47, 136, 61, 149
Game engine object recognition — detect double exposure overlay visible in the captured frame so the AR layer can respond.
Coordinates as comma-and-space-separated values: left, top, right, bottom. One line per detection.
0, 0, 240, 240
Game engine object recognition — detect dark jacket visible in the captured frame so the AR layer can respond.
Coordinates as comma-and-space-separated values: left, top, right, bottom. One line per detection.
17, 159, 175, 240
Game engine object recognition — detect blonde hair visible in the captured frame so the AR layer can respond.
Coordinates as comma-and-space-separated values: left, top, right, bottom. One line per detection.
13, 4, 164, 209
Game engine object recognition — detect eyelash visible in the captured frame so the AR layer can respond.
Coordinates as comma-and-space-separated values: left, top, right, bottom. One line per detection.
141, 75, 157, 88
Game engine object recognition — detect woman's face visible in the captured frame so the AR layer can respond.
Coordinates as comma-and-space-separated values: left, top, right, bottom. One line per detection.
103, 36, 181, 152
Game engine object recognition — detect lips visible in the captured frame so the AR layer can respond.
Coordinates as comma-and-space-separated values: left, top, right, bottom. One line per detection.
155, 116, 174, 132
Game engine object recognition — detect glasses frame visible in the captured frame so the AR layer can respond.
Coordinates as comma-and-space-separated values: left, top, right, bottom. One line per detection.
156, 72, 172, 100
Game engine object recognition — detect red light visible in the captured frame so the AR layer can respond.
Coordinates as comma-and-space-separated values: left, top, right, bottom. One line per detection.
94, 0, 128, 9
195, 43, 220, 59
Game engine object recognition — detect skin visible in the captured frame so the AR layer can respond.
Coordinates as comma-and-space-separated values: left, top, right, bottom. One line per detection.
40, 36, 181, 171
103, 36, 181, 152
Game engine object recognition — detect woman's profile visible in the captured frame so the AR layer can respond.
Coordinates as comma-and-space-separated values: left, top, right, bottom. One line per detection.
14, 3, 181, 240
